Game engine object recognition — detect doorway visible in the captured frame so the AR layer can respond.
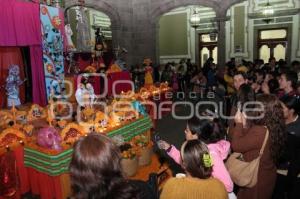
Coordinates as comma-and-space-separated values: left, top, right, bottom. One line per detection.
199, 33, 218, 67
258, 28, 287, 63
21, 47, 33, 103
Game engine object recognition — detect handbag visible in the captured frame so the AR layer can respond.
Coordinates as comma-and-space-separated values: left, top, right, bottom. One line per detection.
225, 128, 269, 188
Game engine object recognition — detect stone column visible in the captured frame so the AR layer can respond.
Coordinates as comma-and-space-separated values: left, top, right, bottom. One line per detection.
217, 16, 226, 66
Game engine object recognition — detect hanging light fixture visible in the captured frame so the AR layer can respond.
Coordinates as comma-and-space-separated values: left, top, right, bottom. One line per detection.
190, 8, 201, 29
262, 0, 274, 23
209, 19, 219, 41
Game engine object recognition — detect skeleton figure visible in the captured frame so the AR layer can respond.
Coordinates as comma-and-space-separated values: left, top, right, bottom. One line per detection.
75, 7, 91, 51
86, 83, 96, 105
5, 65, 24, 107
32, 107, 42, 117
75, 83, 89, 107
65, 24, 76, 50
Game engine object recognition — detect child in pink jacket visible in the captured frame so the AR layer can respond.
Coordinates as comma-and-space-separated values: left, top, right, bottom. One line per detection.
159, 117, 234, 195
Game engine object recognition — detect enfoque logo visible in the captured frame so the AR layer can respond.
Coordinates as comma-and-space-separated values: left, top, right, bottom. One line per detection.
49, 74, 265, 123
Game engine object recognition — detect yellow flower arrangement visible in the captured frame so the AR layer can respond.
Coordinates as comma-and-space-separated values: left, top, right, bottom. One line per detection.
0, 128, 25, 155
61, 123, 85, 145
0, 111, 13, 128
84, 65, 97, 73
120, 144, 137, 160
94, 111, 111, 129
16, 111, 27, 124
132, 135, 150, 148
23, 124, 34, 136
82, 107, 95, 120
28, 104, 47, 121
106, 64, 122, 74
160, 82, 170, 91
57, 120, 67, 129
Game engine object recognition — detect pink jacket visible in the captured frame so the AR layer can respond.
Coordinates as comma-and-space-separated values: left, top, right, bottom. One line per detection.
167, 140, 233, 192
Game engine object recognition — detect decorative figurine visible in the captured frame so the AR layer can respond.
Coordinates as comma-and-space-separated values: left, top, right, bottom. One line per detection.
75, 82, 96, 108
75, 83, 88, 107
86, 83, 96, 105
143, 58, 153, 86
76, 6, 91, 51
5, 65, 26, 107
94, 27, 106, 53
65, 24, 76, 51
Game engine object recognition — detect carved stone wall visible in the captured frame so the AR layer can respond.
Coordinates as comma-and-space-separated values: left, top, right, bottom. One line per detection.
65, 0, 245, 66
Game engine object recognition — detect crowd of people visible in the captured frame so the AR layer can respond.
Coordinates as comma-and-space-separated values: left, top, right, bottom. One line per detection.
68, 57, 300, 199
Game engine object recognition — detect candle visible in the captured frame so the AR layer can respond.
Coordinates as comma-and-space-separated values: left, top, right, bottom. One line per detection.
10, 101, 17, 125
47, 108, 53, 126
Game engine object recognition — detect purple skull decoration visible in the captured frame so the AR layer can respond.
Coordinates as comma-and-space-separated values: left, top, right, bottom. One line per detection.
37, 127, 62, 151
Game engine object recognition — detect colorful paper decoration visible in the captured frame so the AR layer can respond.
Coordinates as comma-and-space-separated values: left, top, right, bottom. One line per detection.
40, 5, 65, 99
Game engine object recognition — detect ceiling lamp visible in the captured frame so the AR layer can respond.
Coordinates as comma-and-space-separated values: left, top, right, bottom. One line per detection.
190, 9, 201, 29
262, 1, 274, 23
209, 19, 219, 41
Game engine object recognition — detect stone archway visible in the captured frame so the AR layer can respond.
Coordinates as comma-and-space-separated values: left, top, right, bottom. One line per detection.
64, 0, 122, 47
150, 0, 219, 65
149, 0, 245, 65
150, 0, 220, 25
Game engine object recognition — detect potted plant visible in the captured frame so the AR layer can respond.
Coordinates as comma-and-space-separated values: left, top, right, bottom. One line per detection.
120, 143, 138, 177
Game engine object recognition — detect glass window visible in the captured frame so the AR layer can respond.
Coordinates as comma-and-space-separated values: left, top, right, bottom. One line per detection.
274, 44, 286, 61
201, 47, 209, 67
213, 47, 218, 64
260, 29, 287, 39
201, 34, 218, 42
259, 45, 271, 64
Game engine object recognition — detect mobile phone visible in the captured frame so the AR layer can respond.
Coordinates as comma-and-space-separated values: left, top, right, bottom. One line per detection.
153, 134, 165, 149
153, 134, 161, 143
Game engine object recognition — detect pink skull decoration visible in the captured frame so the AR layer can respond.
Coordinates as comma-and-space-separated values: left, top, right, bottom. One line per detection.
37, 127, 62, 151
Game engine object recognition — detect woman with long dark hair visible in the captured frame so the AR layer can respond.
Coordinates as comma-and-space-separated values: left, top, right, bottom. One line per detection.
230, 94, 286, 199
160, 140, 227, 199
69, 133, 153, 199
159, 116, 234, 197
273, 96, 300, 199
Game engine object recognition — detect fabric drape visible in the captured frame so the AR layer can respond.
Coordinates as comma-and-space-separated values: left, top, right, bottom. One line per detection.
0, 0, 47, 106
0, 0, 41, 46
30, 46, 47, 106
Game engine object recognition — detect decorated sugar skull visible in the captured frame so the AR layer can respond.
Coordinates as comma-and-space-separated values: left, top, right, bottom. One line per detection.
16, 111, 27, 124
37, 127, 62, 151
100, 119, 108, 127
8, 65, 20, 76
33, 107, 42, 117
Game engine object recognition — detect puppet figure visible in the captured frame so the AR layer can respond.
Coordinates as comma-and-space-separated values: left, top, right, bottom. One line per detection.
75, 83, 88, 107
76, 6, 91, 51
86, 83, 96, 105
65, 24, 76, 51
95, 27, 106, 53
75, 82, 96, 108
144, 58, 153, 86
5, 65, 25, 107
